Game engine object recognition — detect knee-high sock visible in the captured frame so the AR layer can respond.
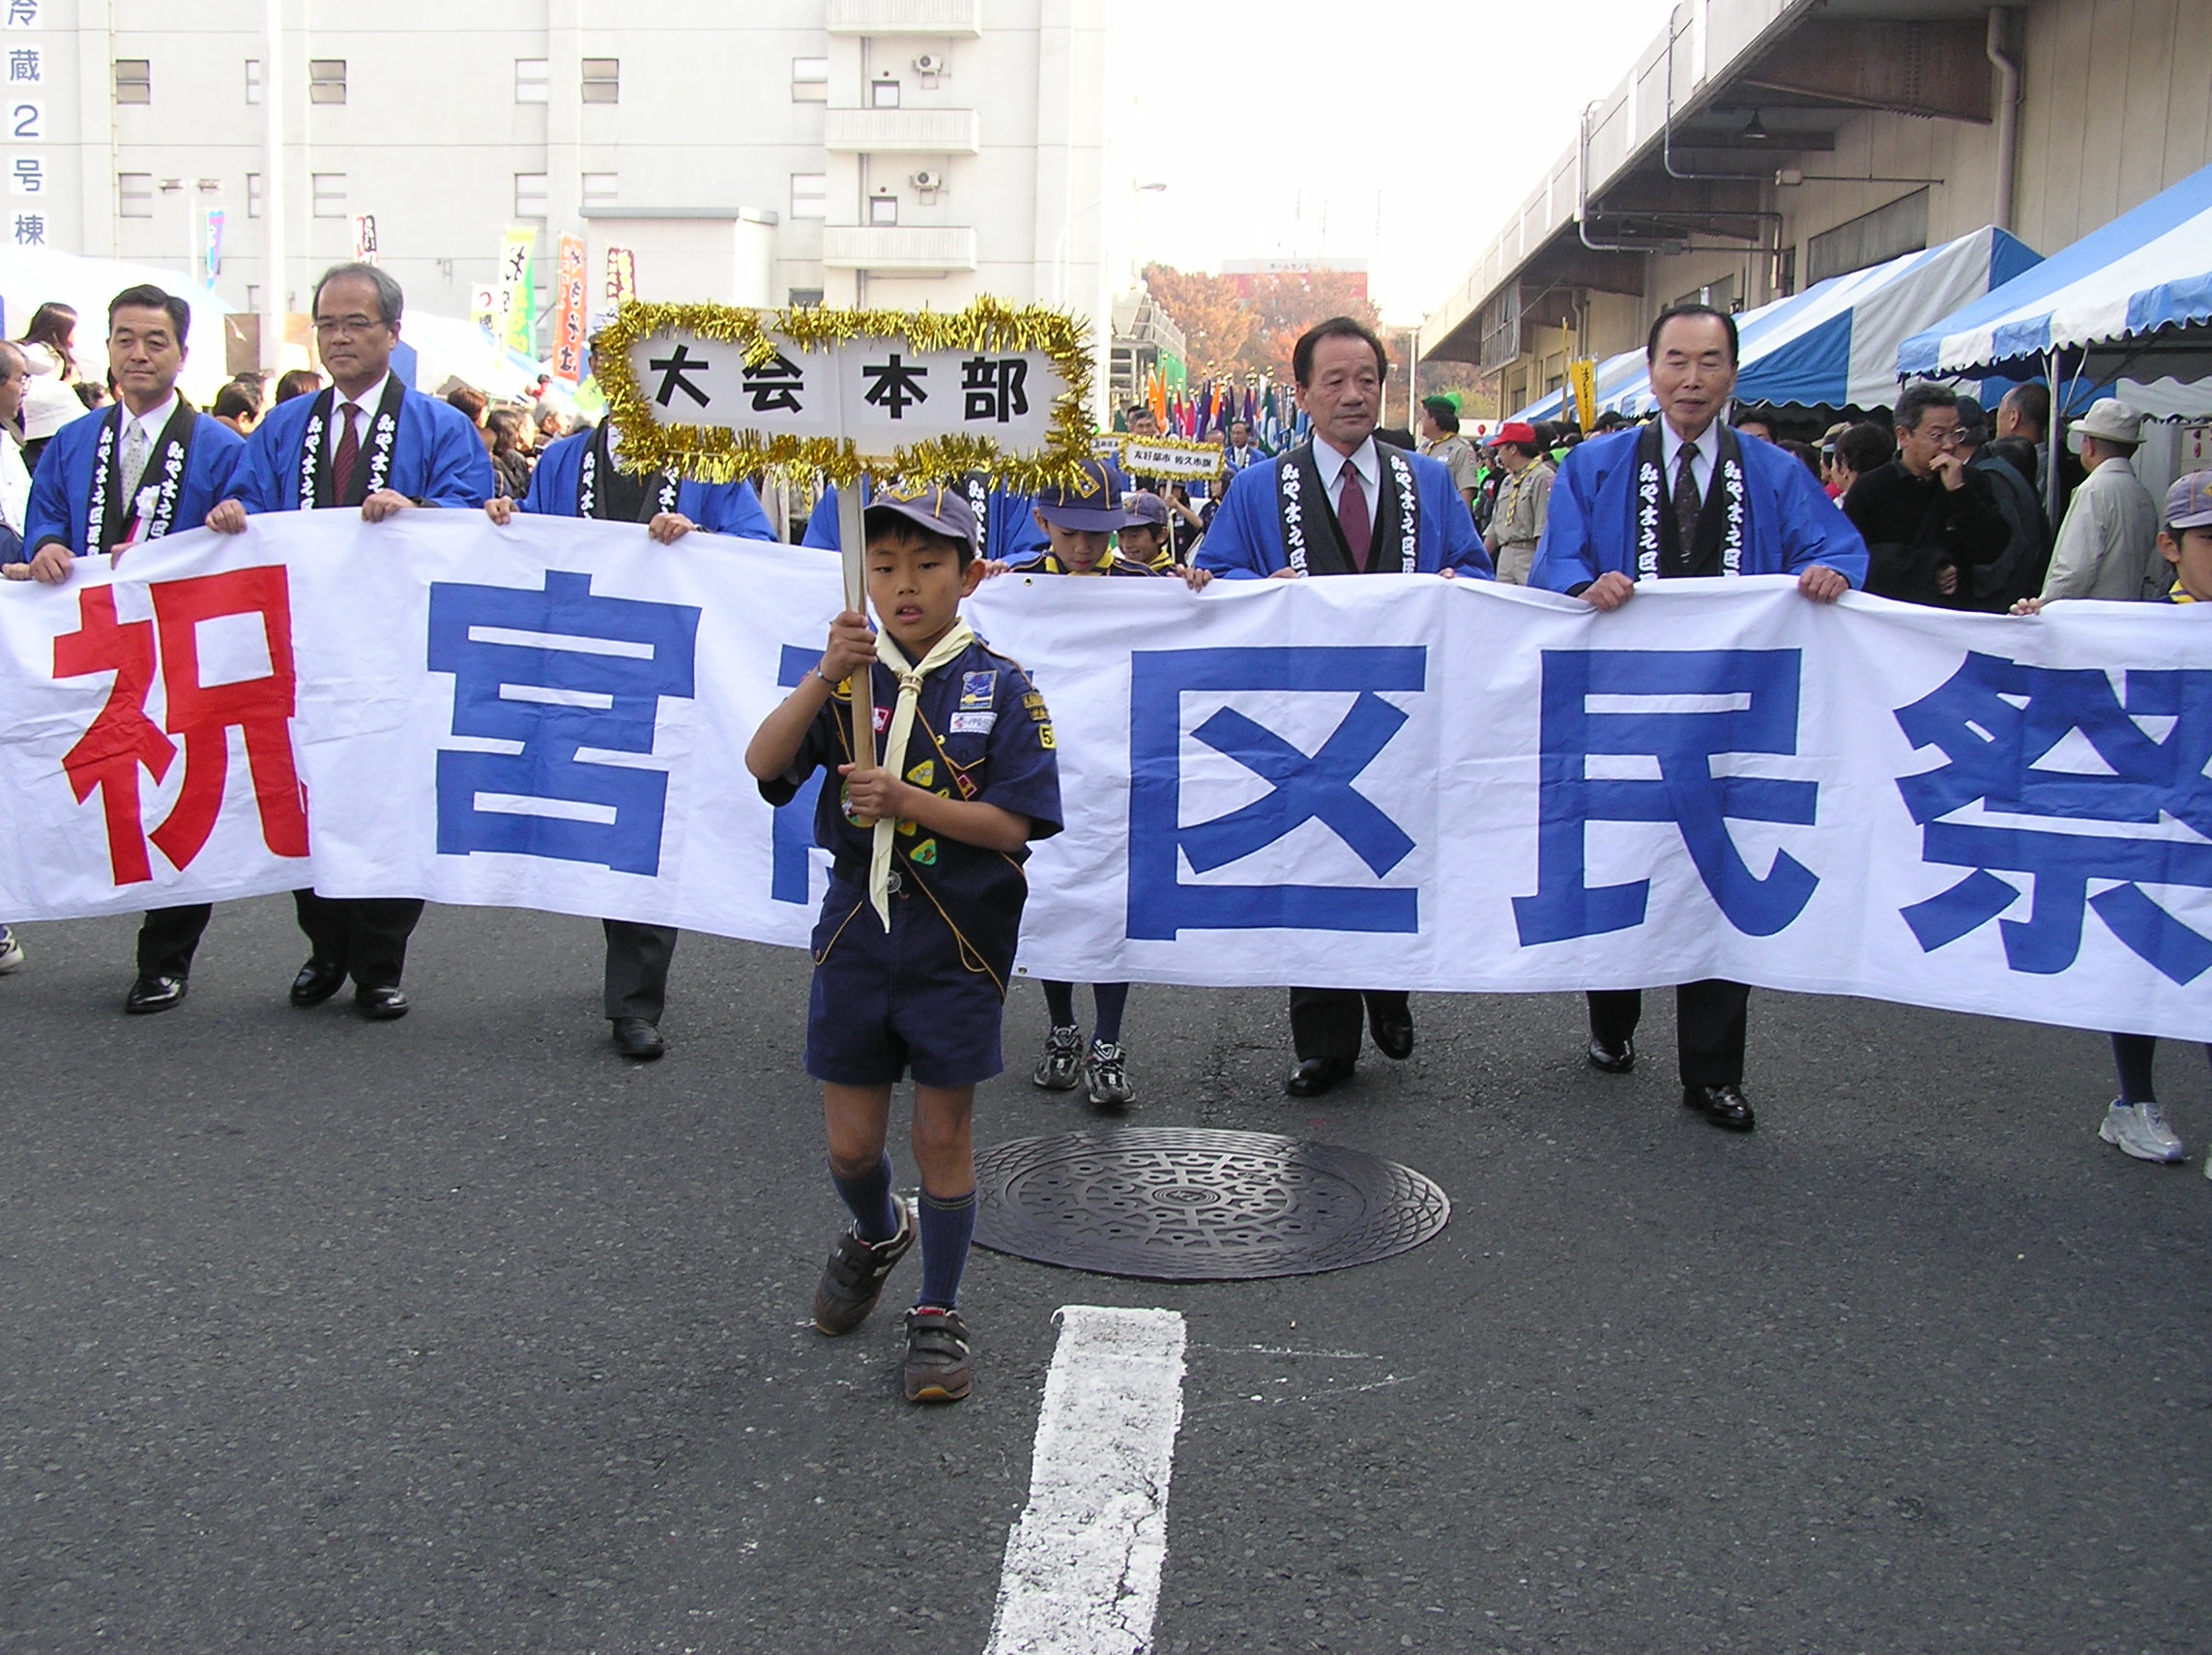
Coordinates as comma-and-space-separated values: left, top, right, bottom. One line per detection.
916, 1186, 978, 1310
1091, 983, 1131, 1046
1042, 980, 1077, 1029
830, 1153, 900, 1243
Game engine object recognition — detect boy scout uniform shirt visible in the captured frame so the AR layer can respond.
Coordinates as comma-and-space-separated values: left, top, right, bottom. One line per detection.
759, 638, 1063, 985
1004, 547, 1165, 578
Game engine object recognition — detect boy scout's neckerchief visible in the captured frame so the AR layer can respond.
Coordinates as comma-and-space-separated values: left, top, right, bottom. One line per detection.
867, 618, 978, 928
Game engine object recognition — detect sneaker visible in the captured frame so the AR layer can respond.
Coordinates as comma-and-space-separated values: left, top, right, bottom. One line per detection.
0, 926, 22, 974
1033, 1024, 1083, 1090
902, 1306, 973, 1403
810, 1197, 917, 1336
2099, 1100, 2187, 1164
1084, 1039, 1135, 1109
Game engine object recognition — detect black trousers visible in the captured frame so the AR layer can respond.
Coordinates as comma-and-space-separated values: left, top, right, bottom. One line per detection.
1586, 979, 1750, 1089
1289, 987, 1410, 1064
136, 904, 213, 979
602, 919, 677, 1023
293, 890, 423, 991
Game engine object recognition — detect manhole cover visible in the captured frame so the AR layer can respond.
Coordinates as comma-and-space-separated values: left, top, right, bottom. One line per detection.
973, 1127, 1450, 1282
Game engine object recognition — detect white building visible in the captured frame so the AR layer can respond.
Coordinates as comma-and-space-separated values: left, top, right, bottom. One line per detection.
3, 0, 1123, 400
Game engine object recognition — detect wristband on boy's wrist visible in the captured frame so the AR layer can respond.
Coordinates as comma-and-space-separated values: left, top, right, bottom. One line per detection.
810, 666, 839, 688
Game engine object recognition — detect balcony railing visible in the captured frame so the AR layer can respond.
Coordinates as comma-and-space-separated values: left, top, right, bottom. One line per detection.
820, 225, 978, 274
824, 107, 980, 154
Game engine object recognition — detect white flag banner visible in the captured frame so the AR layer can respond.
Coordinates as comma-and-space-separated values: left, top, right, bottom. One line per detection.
1, 511, 2207, 1042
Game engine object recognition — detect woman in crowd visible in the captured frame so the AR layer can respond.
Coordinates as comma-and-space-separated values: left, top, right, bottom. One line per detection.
15, 301, 83, 469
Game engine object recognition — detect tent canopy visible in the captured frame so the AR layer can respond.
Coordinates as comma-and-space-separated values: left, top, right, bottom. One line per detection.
0, 247, 235, 402
1900, 161, 2212, 380
1513, 225, 2040, 424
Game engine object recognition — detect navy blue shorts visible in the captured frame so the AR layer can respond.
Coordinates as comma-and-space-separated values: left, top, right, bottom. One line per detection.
804, 881, 1007, 1089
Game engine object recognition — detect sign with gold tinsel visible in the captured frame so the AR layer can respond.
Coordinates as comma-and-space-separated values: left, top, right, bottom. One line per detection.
1118, 433, 1227, 482
594, 299, 1092, 491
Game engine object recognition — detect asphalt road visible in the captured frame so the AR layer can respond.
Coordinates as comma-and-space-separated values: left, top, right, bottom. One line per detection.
4, 894, 2208, 1654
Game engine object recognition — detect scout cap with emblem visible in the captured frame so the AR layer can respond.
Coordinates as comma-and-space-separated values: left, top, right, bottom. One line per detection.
862, 480, 978, 557
1033, 456, 1139, 530
1124, 491, 1169, 527
2165, 469, 2212, 532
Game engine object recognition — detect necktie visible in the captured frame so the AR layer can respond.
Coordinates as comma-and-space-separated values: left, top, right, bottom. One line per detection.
119, 419, 150, 504
1673, 445, 1702, 557
1338, 461, 1372, 572
866, 618, 979, 929
333, 402, 363, 502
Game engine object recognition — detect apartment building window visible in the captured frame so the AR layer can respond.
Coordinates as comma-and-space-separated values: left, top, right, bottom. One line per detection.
114, 59, 151, 105
514, 172, 548, 220
311, 172, 346, 218
514, 58, 548, 103
118, 171, 154, 218
791, 56, 829, 102
308, 59, 346, 104
869, 76, 900, 109
245, 58, 261, 104
581, 58, 619, 103
247, 171, 261, 218
867, 189, 898, 226
581, 171, 617, 210
789, 172, 827, 221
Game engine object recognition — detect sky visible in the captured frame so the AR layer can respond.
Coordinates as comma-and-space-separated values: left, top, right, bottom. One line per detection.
1114, 0, 1680, 325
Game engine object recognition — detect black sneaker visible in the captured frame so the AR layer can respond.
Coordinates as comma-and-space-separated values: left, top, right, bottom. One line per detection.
811, 1197, 916, 1336
1033, 1024, 1083, 1089
902, 1306, 973, 1403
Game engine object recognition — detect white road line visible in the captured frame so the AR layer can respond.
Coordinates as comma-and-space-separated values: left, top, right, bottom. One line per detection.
983, 1306, 1188, 1655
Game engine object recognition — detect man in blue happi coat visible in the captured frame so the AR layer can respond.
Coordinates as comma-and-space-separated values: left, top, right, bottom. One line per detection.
1196, 316, 1494, 1100
5, 284, 247, 1018
206, 261, 496, 1024
480, 415, 770, 1060
803, 474, 1045, 566
1529, 303, 1868, 1134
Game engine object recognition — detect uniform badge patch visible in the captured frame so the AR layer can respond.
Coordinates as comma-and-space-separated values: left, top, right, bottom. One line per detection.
1037, 723, 1057, 749
953, 771, 978, 799
872, 705, 892, 734
911, 839, 939, 865
906, 760, 935, 787
949, 711, 997, 735
960, 671, 996, 710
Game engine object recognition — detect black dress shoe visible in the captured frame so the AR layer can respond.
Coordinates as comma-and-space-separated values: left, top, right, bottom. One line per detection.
1587, 1036, 1635, 1074
1368, 1003, 1414, 1061
290, 957, 346, 1007
1286, 1057, 1353, 1098
1683, 1084, 1756, 1131
611, 1017, 665, 1060
125, 974, 187, 1014
356, 985, 410, 1021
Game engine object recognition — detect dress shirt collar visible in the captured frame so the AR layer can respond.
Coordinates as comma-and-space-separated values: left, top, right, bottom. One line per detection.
1660, 418, 1720, 479
122, 392, 180, 444
333, 372, 392, 419
1311, 432, 1379, 496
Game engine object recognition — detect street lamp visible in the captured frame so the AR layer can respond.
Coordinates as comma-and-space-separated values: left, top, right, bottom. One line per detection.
1053, 180, 1166, 309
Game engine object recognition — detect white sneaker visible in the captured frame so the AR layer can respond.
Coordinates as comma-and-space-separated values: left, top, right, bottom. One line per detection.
0, 926, 22, 973
2099, 1100, 2186, 1164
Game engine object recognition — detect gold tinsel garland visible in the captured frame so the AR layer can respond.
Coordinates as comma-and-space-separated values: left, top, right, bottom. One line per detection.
591, 297, 1095, 491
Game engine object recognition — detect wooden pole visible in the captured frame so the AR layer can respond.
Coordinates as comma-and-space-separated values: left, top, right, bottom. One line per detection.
837, 476, 876, 815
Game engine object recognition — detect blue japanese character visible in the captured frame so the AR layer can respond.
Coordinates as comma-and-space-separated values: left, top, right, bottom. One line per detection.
427, 570, 699, 876
1893, 652, 2212, 984
772, 643, 827, 903
1127, 647, 1423, 940
1513, 649, 1819, 945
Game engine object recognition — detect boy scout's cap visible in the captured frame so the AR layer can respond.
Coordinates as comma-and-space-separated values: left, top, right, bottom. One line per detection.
1124, 491, 1170, 528
2165, 470, 2212, 533
1034, 458, 1139, 530
864, 480, 978, 549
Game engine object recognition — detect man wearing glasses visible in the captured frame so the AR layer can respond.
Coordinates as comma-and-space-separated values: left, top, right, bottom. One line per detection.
206, 262, 493, 1022
1839, 380, 2010, 608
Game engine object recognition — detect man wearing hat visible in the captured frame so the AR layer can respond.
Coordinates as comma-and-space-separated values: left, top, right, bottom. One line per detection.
2040, 397, 2161, 602
1196, 316, 1491, 1098
1483, 420, 1554, 584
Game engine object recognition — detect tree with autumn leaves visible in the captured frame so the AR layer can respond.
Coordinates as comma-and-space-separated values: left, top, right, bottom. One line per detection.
1143, 262, 1499, 417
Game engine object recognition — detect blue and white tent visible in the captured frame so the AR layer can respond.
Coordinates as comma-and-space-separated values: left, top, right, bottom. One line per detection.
1512, 225, 2040, 424
1898, 161, 2212, 418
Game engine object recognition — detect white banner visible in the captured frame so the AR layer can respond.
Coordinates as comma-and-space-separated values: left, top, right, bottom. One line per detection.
2, 512, 2207, 1042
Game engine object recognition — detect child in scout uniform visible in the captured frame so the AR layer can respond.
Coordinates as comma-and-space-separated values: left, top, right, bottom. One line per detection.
2013, 472, 2212, 1172
1004, 460, 1208, 1107
744, 482, 1062, 1403
1116, 490, 1179, 572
